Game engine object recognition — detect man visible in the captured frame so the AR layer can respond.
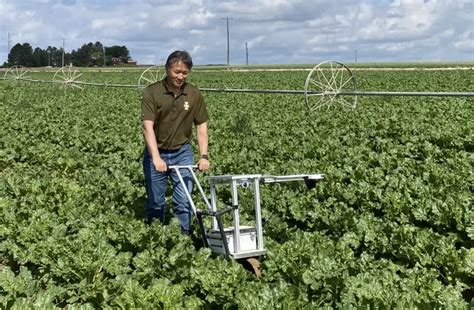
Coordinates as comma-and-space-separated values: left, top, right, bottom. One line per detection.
141, 50, 209, 234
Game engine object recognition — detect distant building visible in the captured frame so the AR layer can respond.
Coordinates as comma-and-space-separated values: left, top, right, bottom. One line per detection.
111, 57, 122, 65
111, 57, 137, 66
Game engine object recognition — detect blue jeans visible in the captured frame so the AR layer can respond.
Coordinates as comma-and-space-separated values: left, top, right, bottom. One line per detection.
143, 143, 194, 232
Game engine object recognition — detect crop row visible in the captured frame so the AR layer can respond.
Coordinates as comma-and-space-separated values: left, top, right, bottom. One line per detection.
0, 69, 473, 308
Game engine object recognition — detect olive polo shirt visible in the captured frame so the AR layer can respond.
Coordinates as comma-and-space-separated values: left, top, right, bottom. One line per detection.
141, 78, 208, 150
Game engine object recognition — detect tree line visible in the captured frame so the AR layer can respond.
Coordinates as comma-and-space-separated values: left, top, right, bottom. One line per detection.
2, 41, 133, 67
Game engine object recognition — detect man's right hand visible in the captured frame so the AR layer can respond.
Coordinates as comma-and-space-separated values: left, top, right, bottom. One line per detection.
153, 157, 167, 172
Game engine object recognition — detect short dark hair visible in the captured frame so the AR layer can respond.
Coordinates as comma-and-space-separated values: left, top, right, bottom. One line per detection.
165, 50, 193, 70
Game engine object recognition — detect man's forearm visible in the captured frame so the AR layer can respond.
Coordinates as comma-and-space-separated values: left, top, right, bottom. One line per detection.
143, 122, 160, 160
196, 123, 208, 157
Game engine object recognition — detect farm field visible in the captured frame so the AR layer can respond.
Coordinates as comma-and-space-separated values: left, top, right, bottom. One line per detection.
0, 67, 473, 308
1, 61, 474, 74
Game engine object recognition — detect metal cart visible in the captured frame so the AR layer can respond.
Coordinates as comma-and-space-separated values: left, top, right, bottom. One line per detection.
169, 165, 324, 261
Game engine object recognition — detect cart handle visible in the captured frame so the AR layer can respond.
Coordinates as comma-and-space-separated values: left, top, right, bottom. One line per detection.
168, 165, 212, 214
168, 165, 198, 170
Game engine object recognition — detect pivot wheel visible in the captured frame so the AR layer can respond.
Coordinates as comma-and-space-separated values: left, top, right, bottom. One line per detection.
138, 65, 164, 94
3, 65, 29, 81
304, 60, 357, 111
53, 66, 83, 89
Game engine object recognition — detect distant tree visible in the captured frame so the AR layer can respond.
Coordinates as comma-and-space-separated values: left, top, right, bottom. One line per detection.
8, 43, 34, 67
71, 43, 89, 66
3, 41, 132, 67
106, 45, 130, 58
105, 45, 130, 65
46, 46, 59, 67
71, 41, 106, 66
7, 43, 23, 66
33, 47, 48, 67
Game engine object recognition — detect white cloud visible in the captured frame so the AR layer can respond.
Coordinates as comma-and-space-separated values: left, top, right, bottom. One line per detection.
247, 36, 265, 49
454, 40, 474, 51
190, 44, 204, 55
454, 32, 474, 52
1, 0, 473, 65
359, 2, 436, 42
260, 0, 293, 11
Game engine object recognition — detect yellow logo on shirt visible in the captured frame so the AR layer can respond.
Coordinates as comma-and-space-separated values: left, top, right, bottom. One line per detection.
184, 102, 190, 111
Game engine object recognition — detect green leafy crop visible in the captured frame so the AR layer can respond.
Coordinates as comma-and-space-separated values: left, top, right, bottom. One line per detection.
0, 68, 472, 308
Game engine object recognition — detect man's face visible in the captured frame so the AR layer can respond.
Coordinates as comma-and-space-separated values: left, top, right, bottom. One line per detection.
166, 61, 190, 90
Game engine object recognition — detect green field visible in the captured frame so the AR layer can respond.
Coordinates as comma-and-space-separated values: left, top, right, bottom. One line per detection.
0, 67, 473, 308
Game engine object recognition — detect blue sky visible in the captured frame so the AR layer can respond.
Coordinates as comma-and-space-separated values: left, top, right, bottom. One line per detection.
1, 0, 473, 65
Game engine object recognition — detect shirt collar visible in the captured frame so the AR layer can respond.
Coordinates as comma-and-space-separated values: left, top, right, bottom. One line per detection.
162, 77, 188, 95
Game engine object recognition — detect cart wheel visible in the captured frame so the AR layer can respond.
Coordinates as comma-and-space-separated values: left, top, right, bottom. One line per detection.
304, 60, 357, 111
137, 65, 164, 94
239, 257, 262, 278
53, 66, 83, 89
3, 65, 29, 80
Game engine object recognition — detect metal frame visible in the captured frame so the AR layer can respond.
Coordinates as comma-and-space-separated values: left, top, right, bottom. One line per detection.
3, 65, 30, 80
53, 66, 84, 90
169, 165, 324, 259
137, 65, 164, 93
1, 62, 472, 109
304, 60, 357, 111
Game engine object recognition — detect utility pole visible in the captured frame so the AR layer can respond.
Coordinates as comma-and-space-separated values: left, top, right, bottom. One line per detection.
62, 38, 65, 67
354, 50, 358, 63
7, 32, 12, 53
245, 42, 249, 65
222, 17, 232, 66
7, 32, 12, 63
103, 45, 106, 67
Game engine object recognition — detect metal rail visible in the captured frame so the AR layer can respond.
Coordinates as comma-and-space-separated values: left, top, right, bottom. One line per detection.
338, 91, 474, 97
201, 88, 474, 97
0, 77, 138, 88
1, 77, 473, 97
2, 77, 473, 97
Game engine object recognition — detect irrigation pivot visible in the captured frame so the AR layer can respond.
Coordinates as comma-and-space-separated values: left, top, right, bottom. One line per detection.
304, 60, 357, 111
1, 61, 473, 111
3, 65, 30, 81
137, 65, 165, 94
53, 66, 84, 90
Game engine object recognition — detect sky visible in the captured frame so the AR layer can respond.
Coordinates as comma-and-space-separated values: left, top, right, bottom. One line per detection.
0, 0, 473, 65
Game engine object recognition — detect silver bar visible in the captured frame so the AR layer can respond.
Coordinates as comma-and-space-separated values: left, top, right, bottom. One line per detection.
74, 80, 138, 88
200, 87, 306, 94
4, 77, 473, 97
5, 77, 55, 84
261, 174, 324, 184
231, 250, 266, 259
231, 179, 241, 254
200, 88, 474, 97
1, 77, 139, 88
189, 168, 212, 210
345, 91, 474, 97
210, 183, 218, 230
207, 174, 262, 181
253, 178, 264, 251
169, 166, 198, 215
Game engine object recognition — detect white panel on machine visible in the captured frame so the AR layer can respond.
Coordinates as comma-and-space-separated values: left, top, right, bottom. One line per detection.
207, 226, 257, 255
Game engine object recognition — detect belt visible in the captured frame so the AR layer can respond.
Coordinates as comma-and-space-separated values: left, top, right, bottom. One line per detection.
159, 148, 181, 153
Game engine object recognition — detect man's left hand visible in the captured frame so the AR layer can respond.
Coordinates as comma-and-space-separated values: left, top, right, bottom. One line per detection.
197, 158, 210, 171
